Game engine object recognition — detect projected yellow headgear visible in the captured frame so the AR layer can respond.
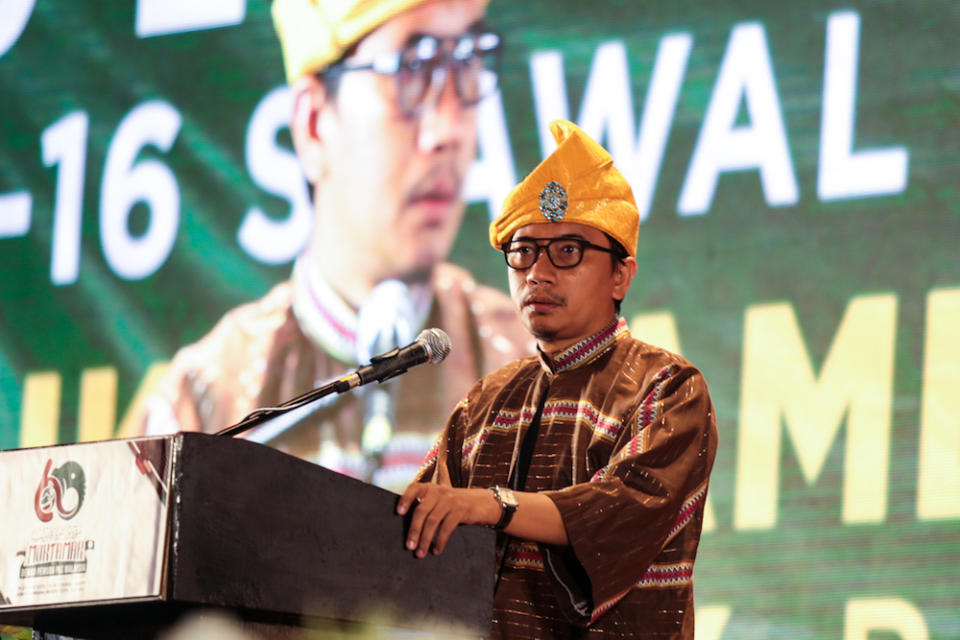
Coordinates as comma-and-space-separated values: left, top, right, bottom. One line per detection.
489, 120, 640, 257
272, 0, 488, 84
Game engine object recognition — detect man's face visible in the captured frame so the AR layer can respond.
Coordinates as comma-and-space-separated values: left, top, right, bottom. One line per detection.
306, 0, 486, 285
507, 221, 636, 353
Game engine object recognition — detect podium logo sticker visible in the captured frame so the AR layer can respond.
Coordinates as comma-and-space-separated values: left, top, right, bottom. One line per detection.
34, 459, 86, 522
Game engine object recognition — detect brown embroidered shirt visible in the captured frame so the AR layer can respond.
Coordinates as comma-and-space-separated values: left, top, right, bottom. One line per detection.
419, 317, 718, 638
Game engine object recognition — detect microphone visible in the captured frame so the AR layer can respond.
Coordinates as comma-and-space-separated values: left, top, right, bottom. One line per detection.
338, 328, 452, 388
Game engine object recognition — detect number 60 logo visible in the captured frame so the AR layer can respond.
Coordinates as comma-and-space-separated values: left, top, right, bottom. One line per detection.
34, 459, 87, 522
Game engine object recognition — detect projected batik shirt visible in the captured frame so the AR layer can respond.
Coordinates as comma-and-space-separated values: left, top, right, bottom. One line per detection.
133, 262, 532, 492
419, 318, 718, 639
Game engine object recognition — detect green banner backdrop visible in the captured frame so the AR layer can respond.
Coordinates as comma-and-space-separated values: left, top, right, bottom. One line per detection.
1, 0, 958, 637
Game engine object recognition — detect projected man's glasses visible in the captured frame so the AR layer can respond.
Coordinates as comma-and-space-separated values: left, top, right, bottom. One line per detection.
323, 29, 502, 117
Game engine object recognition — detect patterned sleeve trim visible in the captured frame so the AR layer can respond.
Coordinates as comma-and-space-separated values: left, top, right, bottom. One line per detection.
589, 562, 695, 623
415, 431, 444, 480
586, 479, 708, 624
665, 479, 709, 544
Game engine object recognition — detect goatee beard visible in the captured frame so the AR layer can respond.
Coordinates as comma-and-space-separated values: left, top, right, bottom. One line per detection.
531, 328, 558, 343
399, 266, 434, 285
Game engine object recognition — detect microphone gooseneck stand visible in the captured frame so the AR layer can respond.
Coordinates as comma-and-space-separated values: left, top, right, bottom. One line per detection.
214, 328, 452, 439
214, 375, 357, 439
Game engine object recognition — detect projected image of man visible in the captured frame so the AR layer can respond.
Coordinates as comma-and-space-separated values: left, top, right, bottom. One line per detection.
132, 0, 531, 490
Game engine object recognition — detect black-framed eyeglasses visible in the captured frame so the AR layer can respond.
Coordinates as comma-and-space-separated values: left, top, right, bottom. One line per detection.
501, 237, 623, 270
321, 29, 502, 118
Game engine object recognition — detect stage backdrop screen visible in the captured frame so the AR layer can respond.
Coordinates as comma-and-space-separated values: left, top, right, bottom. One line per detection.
1, 1, 958, 638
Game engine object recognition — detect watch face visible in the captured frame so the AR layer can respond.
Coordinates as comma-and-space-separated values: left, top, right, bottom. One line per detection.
500, 487, 519, 508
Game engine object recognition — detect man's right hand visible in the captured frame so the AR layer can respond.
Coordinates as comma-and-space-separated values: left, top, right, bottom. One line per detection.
396, 483, 500, 558
396, 481, 570, 558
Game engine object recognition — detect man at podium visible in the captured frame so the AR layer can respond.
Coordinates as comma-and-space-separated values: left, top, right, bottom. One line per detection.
131, 0, 531, 491
398, 121, 718, 638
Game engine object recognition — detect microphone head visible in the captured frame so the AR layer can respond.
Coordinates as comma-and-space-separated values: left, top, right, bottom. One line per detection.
417, 328, 452, 364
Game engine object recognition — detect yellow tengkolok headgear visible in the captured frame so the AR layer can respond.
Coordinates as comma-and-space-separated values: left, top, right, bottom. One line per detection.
272, 0, 486, 85
489, 120, 639, 257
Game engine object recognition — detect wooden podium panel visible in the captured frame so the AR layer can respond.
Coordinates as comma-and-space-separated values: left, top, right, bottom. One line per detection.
0, 433, 495, 638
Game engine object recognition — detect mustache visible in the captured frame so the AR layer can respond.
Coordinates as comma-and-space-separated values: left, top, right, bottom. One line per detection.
406, 162, 464, 203
522, 289, 565, 307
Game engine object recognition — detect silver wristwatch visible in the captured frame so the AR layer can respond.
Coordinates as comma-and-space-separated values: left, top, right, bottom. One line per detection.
490, 485, 519, 530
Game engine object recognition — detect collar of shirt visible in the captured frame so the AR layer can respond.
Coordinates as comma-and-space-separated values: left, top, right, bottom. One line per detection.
290, 252, 431, 364
537, 317, 628, 375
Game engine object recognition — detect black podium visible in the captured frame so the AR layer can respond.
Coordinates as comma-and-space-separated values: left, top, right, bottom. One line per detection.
0, 433, 495, 639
